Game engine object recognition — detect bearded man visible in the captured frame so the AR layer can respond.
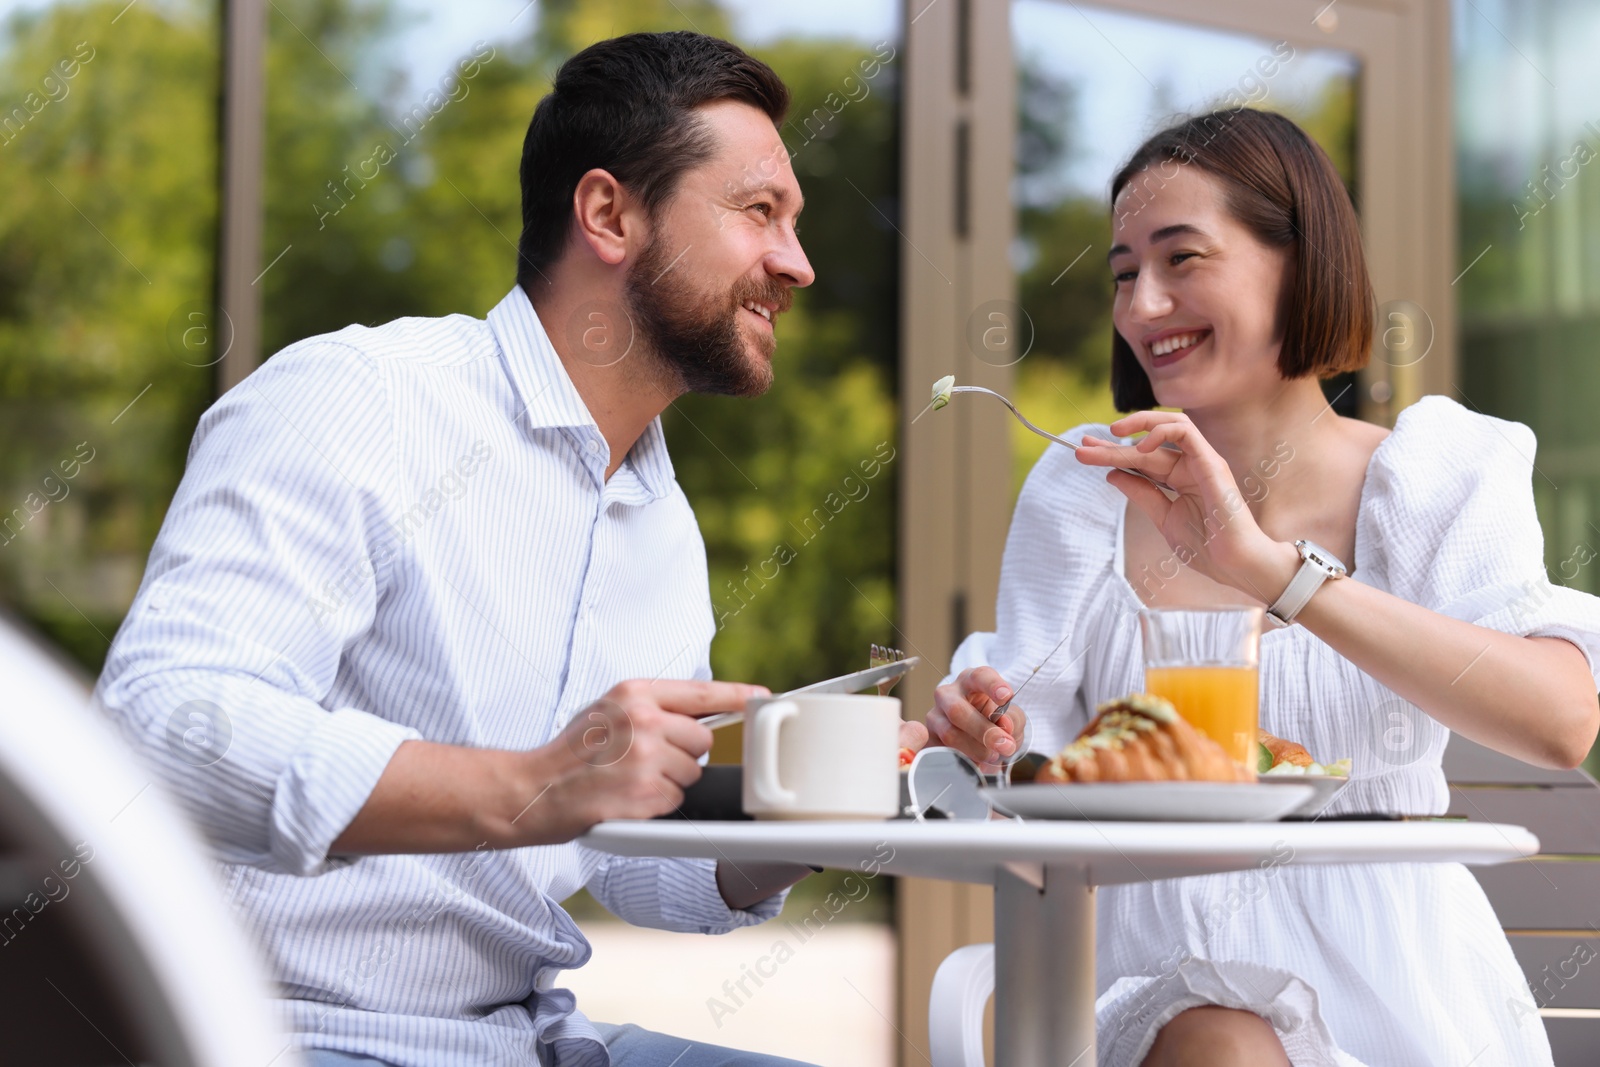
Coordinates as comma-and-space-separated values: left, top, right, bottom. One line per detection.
95, 31, 820, 1067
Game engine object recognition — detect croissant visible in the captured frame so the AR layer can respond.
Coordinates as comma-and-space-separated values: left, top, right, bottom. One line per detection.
1258, 729, 1313, 768
1036, 693, 1255, 784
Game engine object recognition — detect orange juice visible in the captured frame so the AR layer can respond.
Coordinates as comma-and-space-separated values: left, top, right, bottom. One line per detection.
1144, 665, 1259, 766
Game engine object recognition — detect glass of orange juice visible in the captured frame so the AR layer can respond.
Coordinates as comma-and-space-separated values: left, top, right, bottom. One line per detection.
1139, 607, 1263, 767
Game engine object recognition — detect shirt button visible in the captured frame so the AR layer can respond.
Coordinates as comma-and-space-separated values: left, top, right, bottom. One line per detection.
587, 439, 603, 454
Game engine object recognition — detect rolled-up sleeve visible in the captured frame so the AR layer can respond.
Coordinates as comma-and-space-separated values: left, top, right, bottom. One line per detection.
581, 851, 786, 933
94, 341, 419, 876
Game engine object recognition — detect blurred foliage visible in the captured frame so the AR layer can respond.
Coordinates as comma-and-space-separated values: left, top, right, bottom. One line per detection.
1010, 361, 1120, 497
1010, 54, 1116, 454
1289, 72, 1357, 206
0, 0, 219, 668
1010, 58, 1119, 497
669, 30, 902, 691
533, 0, 732, 72
0, 0, 899, 693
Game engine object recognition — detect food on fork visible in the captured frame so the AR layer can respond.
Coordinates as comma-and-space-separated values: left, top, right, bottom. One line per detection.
1256, 729, 1352, 777
931, 375, 955, 410
1036, 693, 1256, 784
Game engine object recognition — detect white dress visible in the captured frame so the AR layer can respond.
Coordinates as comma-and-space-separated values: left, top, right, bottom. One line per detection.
948, 396, 1600, 1067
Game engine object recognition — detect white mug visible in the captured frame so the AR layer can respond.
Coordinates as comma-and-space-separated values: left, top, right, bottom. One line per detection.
741, 694, 901, 820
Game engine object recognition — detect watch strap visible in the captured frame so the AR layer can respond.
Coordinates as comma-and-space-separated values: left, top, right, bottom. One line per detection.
1267, 554, 1330, 626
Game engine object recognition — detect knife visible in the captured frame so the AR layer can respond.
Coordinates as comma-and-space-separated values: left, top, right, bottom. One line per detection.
698, 657, 920, 730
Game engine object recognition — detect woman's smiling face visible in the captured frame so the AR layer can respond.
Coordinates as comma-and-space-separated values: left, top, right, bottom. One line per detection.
1108, 164, 1295, 411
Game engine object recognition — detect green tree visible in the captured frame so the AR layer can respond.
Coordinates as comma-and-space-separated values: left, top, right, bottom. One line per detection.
259, 0, 445, 350
0, 0, 219, 668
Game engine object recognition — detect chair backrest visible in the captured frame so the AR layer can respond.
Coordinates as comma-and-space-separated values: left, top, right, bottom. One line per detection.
1445, 733, 1600, 1065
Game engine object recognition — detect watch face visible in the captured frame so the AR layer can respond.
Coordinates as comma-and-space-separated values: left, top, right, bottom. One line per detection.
1298, 540, 1347, 577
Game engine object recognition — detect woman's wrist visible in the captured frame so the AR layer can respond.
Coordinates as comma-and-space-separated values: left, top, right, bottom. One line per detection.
1239, 538, 1303, 608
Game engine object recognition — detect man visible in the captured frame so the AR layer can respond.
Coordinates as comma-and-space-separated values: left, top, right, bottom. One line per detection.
96, 31, 819, 1067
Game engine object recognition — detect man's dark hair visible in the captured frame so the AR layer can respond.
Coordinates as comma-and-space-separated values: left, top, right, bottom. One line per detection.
1107, 108, 1373, 412
516, 31, 790, 285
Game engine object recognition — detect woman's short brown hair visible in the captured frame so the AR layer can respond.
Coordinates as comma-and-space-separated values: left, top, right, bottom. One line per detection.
1107, 108, 1373, 412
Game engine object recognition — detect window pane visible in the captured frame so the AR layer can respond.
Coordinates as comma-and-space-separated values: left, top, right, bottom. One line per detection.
1453, 0, 1600, 770
1455, 0, 1600, 590
0, 0, 219, 672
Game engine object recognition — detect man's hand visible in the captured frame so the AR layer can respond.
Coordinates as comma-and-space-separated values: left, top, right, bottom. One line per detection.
898, 667, 1025, 770
331, 679, 763, 857
536, 679, 764, 839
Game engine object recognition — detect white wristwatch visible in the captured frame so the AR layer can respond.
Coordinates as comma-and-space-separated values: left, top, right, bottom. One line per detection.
1265, 540, 1347, 626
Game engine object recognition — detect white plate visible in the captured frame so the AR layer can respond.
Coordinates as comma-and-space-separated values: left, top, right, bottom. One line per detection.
1259, 775, 1349, 818
979, 781, 1314, 822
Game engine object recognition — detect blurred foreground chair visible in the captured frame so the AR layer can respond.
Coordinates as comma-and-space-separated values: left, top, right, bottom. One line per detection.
927, 734, 1600, 1065
0, 613, 291, 1065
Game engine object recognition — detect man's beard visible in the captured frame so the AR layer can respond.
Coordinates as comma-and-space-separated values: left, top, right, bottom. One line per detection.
624, 235, 791, 398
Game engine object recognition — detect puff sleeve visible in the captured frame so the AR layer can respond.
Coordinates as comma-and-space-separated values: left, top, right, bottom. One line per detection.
947, 425, 1131, 757
1358, 395, 1600, 686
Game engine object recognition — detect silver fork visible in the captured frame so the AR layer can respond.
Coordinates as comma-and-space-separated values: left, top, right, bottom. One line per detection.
941, 384, 1176, 494
869, 643, 907, 696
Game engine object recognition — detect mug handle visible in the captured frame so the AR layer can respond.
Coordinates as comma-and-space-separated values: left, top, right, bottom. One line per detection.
749, 700, 800, 809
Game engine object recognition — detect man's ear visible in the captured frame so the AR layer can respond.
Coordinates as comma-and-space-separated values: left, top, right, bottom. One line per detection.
572, 168, 634, 266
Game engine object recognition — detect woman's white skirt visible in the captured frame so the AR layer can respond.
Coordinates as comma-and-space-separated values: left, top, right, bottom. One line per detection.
1093, 862, 1552, 1067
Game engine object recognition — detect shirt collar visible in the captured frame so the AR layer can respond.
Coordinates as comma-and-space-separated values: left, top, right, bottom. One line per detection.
487, 286, 676, 500
626, 415, 676, 501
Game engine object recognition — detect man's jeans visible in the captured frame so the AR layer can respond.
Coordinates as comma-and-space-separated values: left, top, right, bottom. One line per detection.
302, 1022, 820, 1066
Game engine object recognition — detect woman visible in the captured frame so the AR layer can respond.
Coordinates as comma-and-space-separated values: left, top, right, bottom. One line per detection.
902, 108, 1600, 1066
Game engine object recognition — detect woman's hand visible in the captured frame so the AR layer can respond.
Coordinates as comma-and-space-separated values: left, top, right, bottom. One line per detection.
1075, 412, 1291, 601
897, 667, 1026, 769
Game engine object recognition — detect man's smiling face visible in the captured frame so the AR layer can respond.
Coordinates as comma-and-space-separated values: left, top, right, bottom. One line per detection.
624, 100, 814, 397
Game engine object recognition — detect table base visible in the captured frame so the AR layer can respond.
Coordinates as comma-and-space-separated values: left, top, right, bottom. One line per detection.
994, 865, 1096, 1067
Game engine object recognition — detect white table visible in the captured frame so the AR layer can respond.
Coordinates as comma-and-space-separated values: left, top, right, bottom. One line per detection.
584, 818, 1538, 1067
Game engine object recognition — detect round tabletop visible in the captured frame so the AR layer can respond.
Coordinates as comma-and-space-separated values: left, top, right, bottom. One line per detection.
583, 818, 1539, 886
